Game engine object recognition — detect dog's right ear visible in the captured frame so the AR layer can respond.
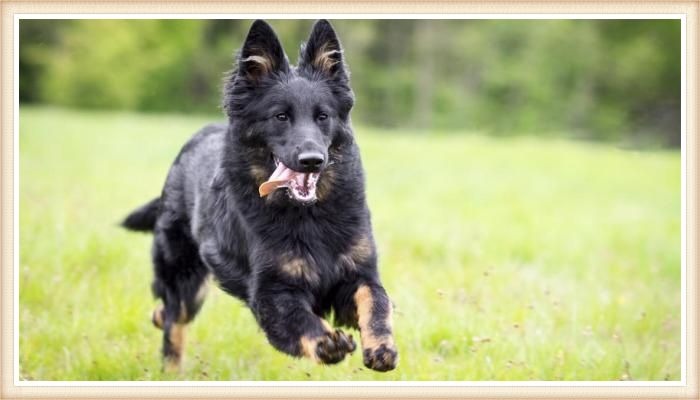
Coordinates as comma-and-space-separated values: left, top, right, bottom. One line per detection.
237, 20, 289, 81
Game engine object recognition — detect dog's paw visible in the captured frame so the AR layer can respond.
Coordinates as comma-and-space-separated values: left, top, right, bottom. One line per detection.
162, 354, 183, 374
362, 342, 398, 372
314, 329, 357, 364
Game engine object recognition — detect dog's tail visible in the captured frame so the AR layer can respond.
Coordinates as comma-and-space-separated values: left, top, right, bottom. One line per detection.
122, 197, 161, 232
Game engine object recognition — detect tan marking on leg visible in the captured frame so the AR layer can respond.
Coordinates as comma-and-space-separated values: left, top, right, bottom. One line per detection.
164, 323, 187, 373
152, 304, 164, 330
320, 318, 333, 333
349, 235, 373, 265
354, 285, 374, 349
299, 318, 334, 363
354, 285, 394, 351
300, 336, 320, 363
177, 300, 188, 324
279, 256, 319, 284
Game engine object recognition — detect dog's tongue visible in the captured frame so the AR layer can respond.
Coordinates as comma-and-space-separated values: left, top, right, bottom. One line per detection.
259, 161, 317, 198
258, 163, 292, 196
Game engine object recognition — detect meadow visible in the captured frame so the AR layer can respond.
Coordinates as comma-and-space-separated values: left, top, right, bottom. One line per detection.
19, 107, 681, 381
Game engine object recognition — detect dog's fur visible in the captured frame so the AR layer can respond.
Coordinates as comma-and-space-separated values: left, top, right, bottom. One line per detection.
122, 20, 397, 372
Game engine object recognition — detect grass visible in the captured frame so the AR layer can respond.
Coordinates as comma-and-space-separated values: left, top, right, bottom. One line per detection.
19, 106, 681, 381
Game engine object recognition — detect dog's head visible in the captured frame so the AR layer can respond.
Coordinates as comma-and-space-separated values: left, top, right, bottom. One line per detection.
224, 20, 355, 204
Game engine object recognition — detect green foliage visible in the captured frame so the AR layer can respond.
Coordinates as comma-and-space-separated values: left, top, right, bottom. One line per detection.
20, 107, 680, 380
33, 20, 209, 111
20, 19, 680, 146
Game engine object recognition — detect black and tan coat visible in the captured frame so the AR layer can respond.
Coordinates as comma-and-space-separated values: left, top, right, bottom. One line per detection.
123, 19, 397, 373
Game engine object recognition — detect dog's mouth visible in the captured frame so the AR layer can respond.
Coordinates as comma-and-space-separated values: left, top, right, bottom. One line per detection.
258, 157, 320, 203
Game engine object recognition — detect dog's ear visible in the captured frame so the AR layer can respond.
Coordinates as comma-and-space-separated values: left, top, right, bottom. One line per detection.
299, 20, 347, 79
238, 20, 289, 81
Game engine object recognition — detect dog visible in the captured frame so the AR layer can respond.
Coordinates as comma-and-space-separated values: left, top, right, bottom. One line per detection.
122, 19, 397, 373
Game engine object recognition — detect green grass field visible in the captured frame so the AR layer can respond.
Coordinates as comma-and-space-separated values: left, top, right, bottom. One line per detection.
19, 107, 681, 381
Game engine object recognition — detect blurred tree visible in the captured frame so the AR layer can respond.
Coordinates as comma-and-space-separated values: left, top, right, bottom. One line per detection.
19, 19, 681, 147
19, 19, 71, 103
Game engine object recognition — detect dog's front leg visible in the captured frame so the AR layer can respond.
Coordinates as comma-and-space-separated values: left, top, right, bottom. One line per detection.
353, 282, 398, 371
251, 285, 356, 364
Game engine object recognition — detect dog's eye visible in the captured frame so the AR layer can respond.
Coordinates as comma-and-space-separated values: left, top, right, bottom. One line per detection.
275, 113, 288, 122
317, 112, 328, 121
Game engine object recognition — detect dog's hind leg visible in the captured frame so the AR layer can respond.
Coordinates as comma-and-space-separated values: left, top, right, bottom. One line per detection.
150, 224, 210, 373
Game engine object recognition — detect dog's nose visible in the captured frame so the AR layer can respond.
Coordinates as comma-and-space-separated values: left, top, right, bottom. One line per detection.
298, 151, 325, 170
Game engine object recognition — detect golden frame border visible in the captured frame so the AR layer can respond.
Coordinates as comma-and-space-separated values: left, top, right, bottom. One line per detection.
1, 1, 697, 399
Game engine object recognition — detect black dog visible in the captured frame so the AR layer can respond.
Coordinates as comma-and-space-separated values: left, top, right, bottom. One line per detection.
122, 20, 397, 373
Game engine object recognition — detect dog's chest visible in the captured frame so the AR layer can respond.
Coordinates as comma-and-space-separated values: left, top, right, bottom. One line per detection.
285, 230, 373, 286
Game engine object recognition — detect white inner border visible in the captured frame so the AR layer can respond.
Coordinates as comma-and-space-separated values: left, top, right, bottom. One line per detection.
12, 13, 688, 387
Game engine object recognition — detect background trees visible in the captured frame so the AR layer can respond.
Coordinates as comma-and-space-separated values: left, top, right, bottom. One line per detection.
19, 19, 681, 147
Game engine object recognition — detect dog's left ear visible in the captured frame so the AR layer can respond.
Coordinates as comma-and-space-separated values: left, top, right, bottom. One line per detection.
299, 20, 347, 79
